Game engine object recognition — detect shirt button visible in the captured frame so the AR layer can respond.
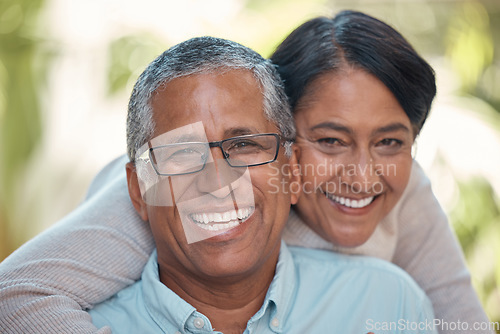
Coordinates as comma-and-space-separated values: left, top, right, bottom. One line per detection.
194, 317, 205, 329
271, 317, 279, 328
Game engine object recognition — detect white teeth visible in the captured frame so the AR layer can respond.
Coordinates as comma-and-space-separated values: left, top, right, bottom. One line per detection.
326, 193, 374, 209
237, 208, 251, 220
190, 207, 254, 229
198, 220, 241, 231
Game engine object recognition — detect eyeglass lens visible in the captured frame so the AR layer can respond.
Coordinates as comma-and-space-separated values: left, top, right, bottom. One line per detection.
150, 134, 279, 175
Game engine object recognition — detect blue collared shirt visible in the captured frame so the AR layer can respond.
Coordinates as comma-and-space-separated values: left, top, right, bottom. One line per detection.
90, 241, 437, 333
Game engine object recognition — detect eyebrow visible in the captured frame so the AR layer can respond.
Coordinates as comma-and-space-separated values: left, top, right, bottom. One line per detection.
309, 121, 411, 136
159, 127, 263, 145
223, 127, 260, 138
166, 133, 206, 143
310, 122, 353, 135
372, 122, 411, 136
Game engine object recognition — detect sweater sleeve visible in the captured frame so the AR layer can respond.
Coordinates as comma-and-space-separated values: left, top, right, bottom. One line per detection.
0, 155, 155, 334
392, 160, 492, 334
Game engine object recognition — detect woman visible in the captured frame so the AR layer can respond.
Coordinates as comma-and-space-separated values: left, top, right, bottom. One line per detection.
272, 12, 490, 333
274, 11, 435, 249
0, 10, 490, 334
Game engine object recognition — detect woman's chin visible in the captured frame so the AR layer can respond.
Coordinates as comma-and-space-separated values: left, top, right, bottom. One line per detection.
333, 237, 370, 248
321, 225, 375, 248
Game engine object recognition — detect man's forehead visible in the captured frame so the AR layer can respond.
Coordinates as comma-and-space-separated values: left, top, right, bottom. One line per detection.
148, 122, 206, 145
150, 70, 269, 137
152, 69, 259, 101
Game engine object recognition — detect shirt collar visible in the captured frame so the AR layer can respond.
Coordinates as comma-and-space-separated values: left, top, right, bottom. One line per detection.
247, 240, 296, 333
142, 250, 200, 333
141, 241, 297, 333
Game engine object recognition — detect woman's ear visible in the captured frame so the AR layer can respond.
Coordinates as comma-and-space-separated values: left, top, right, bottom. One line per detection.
126, 162, 149, 221
288, 144, 302, 205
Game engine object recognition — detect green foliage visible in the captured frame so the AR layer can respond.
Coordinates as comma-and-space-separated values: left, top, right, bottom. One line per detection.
0, 0, 48, 255
452, 178, 499, 254
107, 34, 165, 96
443, 3, 500, 323
451, 178, 500, 328
445, 2, 494, 93
0, 0, 498, 326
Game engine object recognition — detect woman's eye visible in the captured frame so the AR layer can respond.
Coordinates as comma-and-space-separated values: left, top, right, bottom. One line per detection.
375, 139, 405, 155
312, 137, 347, 154
317, 138, 342, 146
378, 138, 403, 147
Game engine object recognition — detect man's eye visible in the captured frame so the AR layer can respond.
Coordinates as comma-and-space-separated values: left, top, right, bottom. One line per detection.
154, 148, 202, 163
234, 140, 258, 148
228, 140, 262, 151
170, 148, 203, 159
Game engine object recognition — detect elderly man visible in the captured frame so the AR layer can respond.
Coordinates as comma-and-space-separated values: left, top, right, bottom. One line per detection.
83, 37, 436, 334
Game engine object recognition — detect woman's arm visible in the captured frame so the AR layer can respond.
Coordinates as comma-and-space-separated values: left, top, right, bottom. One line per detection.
392, 160, 492, 334
0, 155, 154, 334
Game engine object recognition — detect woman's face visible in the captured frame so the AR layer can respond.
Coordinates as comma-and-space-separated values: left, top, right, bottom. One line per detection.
294, 68, 415, 247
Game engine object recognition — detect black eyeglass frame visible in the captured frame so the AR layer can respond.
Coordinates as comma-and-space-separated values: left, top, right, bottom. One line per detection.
137, 133, 291, 177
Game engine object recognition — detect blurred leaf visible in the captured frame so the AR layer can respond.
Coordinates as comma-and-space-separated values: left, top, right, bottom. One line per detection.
445, 2, 494, 92
450, 177, 500, 325
452, 178, 499, 252
107, 34, 165, 95
0, 0, 48, 257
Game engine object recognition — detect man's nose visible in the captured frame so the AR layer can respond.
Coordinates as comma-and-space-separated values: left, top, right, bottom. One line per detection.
197, 149, 246, 198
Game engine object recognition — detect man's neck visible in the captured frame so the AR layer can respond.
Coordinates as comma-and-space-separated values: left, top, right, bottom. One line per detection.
158, 245, 280, 333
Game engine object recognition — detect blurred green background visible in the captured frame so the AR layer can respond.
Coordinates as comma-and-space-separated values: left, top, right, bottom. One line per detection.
1, 0, 499, 329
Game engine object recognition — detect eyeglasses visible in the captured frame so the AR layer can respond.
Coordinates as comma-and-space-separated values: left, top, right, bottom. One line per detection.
137, 133, 287, 176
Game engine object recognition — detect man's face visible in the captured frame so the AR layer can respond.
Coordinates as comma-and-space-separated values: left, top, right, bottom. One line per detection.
127, 69, 299, 282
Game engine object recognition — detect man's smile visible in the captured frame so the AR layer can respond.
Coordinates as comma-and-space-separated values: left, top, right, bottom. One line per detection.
190, 207, 255, 231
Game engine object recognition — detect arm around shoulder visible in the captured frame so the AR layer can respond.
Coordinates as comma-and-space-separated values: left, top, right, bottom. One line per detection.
0, 156, 154, 333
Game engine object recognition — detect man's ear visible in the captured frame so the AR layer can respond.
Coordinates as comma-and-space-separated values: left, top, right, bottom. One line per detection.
288, 144, 302, 205
126, 162, 149, 221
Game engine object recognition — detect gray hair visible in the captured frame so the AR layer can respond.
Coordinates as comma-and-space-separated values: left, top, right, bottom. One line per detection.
126, 36, 295, 161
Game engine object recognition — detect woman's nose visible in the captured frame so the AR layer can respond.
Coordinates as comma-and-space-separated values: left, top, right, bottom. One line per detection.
339, 149, 381, 194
